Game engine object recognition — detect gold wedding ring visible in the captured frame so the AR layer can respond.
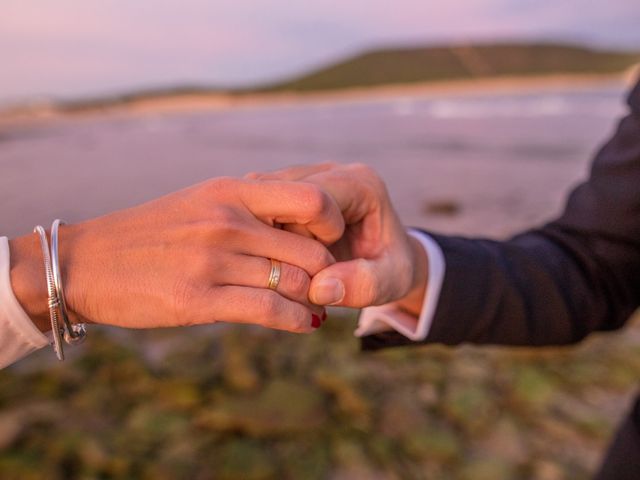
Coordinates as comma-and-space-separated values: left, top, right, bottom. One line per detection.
267, 258, 282, 290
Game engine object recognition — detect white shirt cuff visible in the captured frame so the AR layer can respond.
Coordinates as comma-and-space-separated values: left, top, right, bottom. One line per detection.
355, 229, 446, 341
0, 236, 50, 369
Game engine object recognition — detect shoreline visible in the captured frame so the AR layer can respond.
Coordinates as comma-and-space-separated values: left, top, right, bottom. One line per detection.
1, 69, 637, 127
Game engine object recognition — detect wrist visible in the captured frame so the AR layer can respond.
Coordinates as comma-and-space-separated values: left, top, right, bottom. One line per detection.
9, 234, 51, 333
394, 234, 429, 318
9, 223, 88, 333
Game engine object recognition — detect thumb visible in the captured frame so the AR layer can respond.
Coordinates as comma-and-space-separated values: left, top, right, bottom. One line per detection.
309, 258, 385, 308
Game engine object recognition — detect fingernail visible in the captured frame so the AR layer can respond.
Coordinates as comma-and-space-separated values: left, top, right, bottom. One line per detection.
311, 314, 322, 329
312, 278, 345, 305
321, 310, 327, 322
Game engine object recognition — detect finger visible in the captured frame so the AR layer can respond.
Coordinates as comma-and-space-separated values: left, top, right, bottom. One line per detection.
203, 286, 322, 333
239, 220, 336, 276
309, 258, 394, 308
303, 168, 383, 226
245, 162, 336, 181
227, 255, 317, 308
238, 179, 345, 245
282, 223, 315, 239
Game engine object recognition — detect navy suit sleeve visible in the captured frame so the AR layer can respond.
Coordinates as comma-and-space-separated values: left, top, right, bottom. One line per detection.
362, 80, 640, 350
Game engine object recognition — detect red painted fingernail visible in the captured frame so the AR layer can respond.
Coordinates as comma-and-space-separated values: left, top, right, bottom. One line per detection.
321, 310, 327, 322
311, 314, 321, 329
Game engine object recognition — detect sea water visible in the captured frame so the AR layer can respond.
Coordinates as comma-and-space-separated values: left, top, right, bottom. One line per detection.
0, 82, 629, 238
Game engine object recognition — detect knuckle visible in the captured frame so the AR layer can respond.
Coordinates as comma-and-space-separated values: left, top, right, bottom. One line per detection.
283, 265, 311, 299
299, 184, 329, 217
257, 292, 309, 333
355, 259, 380, 305
276, 308, 309, 333
209, 205, 243, 238
349, 162, 372, 175
290, 315, 310, 334
202, 176, 240, 197
349, 163, 381, 184
193, 176, 240, 204
302, 243, 334, 275
211, 176, 238, 189
257, 290, 281, 317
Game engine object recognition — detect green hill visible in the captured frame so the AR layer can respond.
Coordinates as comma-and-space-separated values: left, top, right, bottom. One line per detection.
32, 42, 640, 113
257, 43, 640, 93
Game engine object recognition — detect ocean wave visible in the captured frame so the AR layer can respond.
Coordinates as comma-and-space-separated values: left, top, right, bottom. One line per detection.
391, 94, 624, 119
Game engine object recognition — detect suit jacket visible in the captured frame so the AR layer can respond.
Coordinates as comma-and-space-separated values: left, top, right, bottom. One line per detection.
362, 79, 640, 479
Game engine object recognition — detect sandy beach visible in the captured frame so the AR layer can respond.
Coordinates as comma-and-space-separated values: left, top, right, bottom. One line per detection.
1, 70, 637, 127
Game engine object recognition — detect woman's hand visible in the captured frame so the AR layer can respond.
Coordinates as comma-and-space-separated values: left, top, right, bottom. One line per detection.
246, 163, 428, 313
10, 177, 344, 333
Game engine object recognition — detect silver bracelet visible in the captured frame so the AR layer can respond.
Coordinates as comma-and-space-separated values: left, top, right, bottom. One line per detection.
51, 220, 87, 345
34, 225, 65, 360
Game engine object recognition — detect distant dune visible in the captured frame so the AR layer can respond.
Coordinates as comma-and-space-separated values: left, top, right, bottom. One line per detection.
1, 42, 638, 122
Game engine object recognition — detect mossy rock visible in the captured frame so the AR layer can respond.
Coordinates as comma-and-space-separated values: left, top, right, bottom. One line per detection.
459, 457, 518, 480
330, 438, 378, 477
378, 390, 429, 439
403, 428, 461, 463
313, 369, 371, 427
471, 417, 527, 464
196, 379, 327, 437
155, 378, 202, 411
508, 365, 556, 411
216, 439, 276, 480
442, 382, 496, 434
221, 339, 261, 393
276, 440, 330, 480
123, 406, 191, 456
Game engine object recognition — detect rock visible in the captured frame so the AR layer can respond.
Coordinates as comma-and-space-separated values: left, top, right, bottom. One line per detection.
124, 405, 191, 456
458, 457, 517, 480
508, 365, 555, 412
416, 384, 439, 407
221, 336, 261, 393
367, 435, 397, 467
448, 356, 491, 383
532, 460, 567, 480
216, 440, 276, 480
331, 439, 384, 480
442, 382, 496, 434
403, 428, 460, 463
471, 417, 528, 464
415, 357, 448, 384
378, 391, 429, 439
196, 379, 327, 436
423, 199, 462, 217
313, 370, 371, 427
78, 438, 109, 471
156, 379, 202, 411
277, 441, 330, 480
551, 394, 611, 440
0, 402, 59, 449
0, 411, 25, 450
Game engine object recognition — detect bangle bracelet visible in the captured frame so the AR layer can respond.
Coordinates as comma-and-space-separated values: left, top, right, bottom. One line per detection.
34, 225, 65, 360
51, 220, 86, 345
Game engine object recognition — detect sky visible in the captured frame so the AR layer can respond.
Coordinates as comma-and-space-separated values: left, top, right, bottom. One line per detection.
1, 0, 639, 104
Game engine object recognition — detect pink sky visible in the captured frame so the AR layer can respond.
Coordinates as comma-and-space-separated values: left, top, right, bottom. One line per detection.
1, 0, 639, 104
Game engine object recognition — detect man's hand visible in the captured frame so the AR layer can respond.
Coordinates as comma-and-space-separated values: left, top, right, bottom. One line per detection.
247, 163, 428, 313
